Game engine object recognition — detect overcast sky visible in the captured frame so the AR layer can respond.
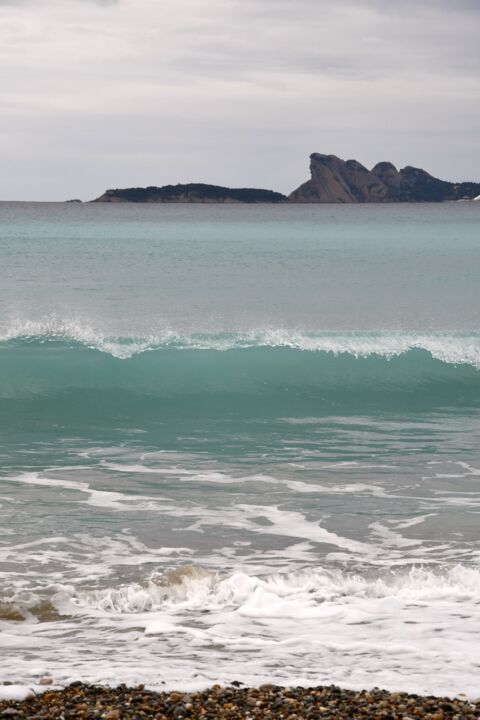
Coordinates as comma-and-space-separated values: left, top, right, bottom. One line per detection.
0, 0, 479, 200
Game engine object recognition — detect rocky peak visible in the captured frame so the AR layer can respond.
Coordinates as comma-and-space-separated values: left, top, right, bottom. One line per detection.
289, 154, 480, 203
289, 153, 388, 203
345, 159, 369, 172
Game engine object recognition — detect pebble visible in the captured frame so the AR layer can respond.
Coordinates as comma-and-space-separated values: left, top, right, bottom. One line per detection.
172, 705, 187, 719
169, 692, 184, 703
0, 683, 478, 719
103, 710, 121, 720
37, 677, 53, 686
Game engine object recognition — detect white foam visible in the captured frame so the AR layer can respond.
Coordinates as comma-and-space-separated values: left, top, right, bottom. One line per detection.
59, 564, 480, 614
103, 462, 192, 476
3, 318, 480, 365
0, 318, 176, 359
107, 465, 283, 486
0, 685, 35, 701
394, 514, 435, 529
103, 462, 389, 497
3, 565, 480, 697
237, 505, 375, 556
370, 522, 423, 548
3, 472, 166, 512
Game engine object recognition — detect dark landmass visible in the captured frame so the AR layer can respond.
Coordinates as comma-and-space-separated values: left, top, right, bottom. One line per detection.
91, 156, 480, 204
93, 183, 287, 204
289, 153, 480, 203
1, 682, 479, 719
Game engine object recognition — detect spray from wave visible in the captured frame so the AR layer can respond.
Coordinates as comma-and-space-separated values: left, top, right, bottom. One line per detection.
3, 318, 480, 364
5, 564, 480, 618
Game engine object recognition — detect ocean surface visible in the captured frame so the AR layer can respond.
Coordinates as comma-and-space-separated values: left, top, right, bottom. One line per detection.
1, 201, 480, 699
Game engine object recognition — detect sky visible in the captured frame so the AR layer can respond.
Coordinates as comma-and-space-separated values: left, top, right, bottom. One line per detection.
0, 0, 479, 200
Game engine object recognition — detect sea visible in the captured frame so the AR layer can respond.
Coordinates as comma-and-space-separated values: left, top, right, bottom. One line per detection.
1, 201, 480, 699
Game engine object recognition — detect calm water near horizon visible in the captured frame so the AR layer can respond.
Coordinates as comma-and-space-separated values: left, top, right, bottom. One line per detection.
1, 201, 480, 698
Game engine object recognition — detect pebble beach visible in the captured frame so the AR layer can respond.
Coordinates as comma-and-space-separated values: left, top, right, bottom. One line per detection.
1, 684, 479, 720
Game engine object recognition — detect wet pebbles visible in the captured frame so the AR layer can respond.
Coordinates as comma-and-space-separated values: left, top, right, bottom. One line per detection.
1, 682, 479, 719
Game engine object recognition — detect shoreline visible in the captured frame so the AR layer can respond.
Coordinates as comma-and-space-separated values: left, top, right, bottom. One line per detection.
0, 683, 478, 719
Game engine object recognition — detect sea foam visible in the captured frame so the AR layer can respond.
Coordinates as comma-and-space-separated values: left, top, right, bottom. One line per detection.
2, 317, 480, 365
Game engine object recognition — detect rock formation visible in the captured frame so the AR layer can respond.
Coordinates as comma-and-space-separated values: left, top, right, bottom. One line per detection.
93, 183, 287, 204
289, 153, 480, 203
92, 157, 480, 204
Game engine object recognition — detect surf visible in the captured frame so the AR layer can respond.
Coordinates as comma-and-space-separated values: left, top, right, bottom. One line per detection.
1, 329, 480, 416
3, 322, 480, 363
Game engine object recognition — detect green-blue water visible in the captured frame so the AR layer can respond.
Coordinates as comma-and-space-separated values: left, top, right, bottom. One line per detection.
1, 202, 480, 698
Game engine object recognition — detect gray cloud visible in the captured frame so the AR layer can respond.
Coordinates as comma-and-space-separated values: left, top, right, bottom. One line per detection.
0, 0, 118, 3
0, 0, 478, 199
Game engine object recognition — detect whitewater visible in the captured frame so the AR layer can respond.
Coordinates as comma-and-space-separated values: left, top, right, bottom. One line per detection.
1, 201, 480, 699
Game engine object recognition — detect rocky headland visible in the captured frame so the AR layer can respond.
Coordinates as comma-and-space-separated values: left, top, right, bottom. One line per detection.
91, 156, 480, 204
92, 184, 287, 204
289, 153, 480, 203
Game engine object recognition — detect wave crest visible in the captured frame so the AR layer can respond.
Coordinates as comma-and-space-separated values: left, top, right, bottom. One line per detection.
2, 318, 480, 366
65, 564, 480, 616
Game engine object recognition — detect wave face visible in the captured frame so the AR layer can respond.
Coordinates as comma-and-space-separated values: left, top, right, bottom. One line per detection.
1, 330, 480, 421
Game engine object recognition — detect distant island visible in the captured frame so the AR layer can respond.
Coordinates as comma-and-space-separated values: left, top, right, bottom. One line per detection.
91, 154, 480, 204
92, 183, 287, 204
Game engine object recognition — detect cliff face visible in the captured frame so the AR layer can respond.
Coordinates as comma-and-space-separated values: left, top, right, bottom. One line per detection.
93, 183, 286, 204
289, 154, 480, 203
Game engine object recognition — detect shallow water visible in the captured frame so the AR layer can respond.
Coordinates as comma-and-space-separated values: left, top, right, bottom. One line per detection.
1, 202, 480, 697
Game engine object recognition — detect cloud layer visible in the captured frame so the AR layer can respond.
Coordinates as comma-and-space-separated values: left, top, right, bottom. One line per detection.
0, 0, 479, 199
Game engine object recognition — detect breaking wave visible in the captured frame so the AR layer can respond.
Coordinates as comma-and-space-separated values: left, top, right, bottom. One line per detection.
71, 564, 480, 615
3, 320, 480, 363
1, 325, 480, 416
5, 564, 480, 619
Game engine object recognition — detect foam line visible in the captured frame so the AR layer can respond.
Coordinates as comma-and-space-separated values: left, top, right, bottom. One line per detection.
2, 319, 480, 365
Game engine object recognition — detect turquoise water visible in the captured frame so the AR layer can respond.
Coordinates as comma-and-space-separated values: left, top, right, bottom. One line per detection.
1, 202, 480, 698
